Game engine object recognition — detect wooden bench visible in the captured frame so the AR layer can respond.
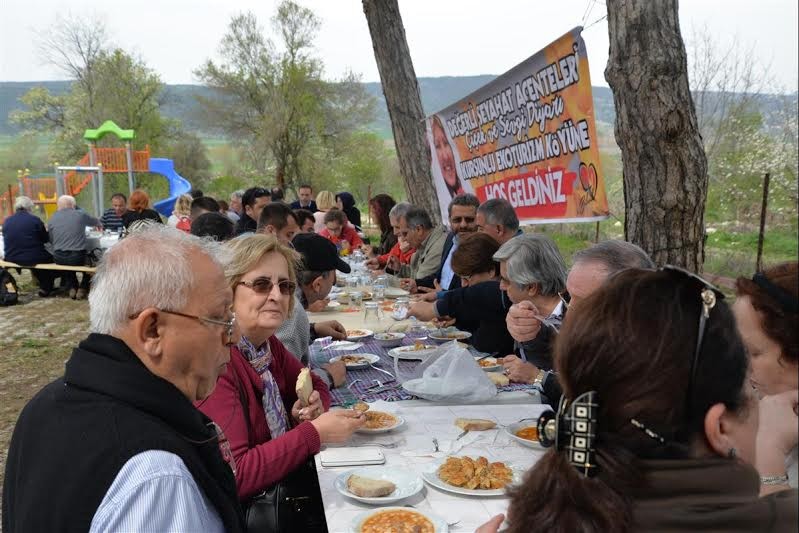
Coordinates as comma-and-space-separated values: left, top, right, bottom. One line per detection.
0, 259, 97, 274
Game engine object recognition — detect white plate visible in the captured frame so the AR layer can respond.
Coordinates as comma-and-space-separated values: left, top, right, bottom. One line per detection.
334, 467, 423, 504
388, 344, 438, 360
505, 420, 545, 449
474, 356, 502, 372
349, 506, 448, 533
355, 412, 405, 434
428, 330, 473, 343
346, 329, 374, 341
329, 342, 365, 352
421, 459, 522, 497
329, 353, 380, 369
383, 287, 410, 299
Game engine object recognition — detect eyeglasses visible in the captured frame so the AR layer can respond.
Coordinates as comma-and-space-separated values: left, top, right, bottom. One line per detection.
160, 309, 236, 345
661, 265, 725, 413
450, 216, 475, 225
237, 277, 296, 296
128, 309, 236, 345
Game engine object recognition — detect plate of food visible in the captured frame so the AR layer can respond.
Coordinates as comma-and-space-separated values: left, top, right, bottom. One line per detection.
474, 356, 502, 372
421, 456, 520, 497
428, 328, 472, 343
388, 341, 438, 361
383, 287, 410, 299
355, 410, 405, 434
505, 420, 545, 449
323, 300, 342, 311
349, 506, 447, 533
329, 353, 380, 369
335, 467, 423, 504
346, 329, 374, 341
373, 331, 405, 348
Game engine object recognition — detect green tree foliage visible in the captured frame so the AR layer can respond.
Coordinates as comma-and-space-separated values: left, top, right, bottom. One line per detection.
195, 1, 376, 190
11, 16, 176, 164
688, 29, 798, 229
164, 132, 212, 186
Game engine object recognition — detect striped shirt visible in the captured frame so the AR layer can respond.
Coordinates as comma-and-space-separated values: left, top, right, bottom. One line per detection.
89, 450, 224, 533
100, 208, 123, 231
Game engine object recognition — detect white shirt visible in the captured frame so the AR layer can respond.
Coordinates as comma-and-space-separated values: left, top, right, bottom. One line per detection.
90, 450, 224, 533
439, 234, 458, 289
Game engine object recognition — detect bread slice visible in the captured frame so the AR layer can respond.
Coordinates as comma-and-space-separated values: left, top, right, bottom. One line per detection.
346, 474, 396, 498
455, 418, 497, 431
488, 373, 510, 386
295, 368, 313, 406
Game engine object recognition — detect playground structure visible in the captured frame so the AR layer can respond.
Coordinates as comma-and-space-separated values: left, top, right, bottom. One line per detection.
0, 120, 191, 220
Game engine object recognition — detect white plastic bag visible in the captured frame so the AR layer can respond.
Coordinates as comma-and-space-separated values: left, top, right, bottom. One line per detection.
396, 341, 497, 403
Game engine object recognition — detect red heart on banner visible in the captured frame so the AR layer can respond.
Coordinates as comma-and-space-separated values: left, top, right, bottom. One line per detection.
579, 163, 591, 191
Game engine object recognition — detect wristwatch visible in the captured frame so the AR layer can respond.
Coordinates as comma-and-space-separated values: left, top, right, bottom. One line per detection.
760, 473, 789, 486
533, 369, 547, 387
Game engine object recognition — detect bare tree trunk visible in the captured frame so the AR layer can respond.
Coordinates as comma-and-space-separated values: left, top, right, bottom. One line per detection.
605, 0, 708, 271
362, 0, 441, 223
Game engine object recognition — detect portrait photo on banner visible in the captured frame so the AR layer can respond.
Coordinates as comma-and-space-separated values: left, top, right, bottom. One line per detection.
426, 26, 610, 226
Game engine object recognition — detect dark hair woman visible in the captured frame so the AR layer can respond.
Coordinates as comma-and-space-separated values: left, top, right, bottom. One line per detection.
407, 232, 515, 355
335, 192, 361, 230
485, 268, 797, 533
368, 194, 397, 256
734, 261, 798, 494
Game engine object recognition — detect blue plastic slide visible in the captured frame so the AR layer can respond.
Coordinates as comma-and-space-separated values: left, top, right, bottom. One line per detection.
149, 158, 192, 217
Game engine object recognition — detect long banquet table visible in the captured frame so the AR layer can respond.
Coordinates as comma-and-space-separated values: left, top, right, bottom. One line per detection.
308, 295, 546, 531
315, 401, 549, 532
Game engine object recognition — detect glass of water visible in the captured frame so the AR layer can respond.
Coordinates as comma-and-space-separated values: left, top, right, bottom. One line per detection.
372, 275, 387, 300
349, 291, 364, 309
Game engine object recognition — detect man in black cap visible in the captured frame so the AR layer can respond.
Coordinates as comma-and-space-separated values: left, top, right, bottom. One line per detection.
275, 233, 351, 388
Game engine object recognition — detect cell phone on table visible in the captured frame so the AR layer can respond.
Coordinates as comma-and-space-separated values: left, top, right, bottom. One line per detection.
319, 447, 386, 467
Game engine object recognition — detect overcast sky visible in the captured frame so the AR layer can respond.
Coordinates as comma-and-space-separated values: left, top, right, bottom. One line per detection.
1, 0, 797, 92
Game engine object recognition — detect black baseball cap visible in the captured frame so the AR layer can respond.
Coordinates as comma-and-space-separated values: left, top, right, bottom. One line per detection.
292, 233, 351, 274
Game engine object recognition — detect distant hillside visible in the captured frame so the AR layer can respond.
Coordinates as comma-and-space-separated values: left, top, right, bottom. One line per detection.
0, 78, 791, 139
0, 77, 620, 138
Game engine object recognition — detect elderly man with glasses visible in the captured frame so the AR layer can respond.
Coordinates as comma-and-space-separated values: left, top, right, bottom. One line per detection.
3, 226, 244, 533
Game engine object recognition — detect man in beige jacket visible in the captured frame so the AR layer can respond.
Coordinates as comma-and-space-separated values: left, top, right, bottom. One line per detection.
389, 206, 448, 282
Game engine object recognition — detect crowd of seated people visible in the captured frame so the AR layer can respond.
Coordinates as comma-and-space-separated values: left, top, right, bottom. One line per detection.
3, 183, 796, 533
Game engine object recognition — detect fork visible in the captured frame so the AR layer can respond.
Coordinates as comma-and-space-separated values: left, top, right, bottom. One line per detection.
369, 362, 395, 379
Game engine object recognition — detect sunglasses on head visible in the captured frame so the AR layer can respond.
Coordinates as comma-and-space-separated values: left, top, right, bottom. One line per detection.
237, 276, 296, 296
660, 265, 725, 414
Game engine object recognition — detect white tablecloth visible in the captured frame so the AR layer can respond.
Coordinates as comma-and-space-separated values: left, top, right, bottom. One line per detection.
315, 402, 549, 532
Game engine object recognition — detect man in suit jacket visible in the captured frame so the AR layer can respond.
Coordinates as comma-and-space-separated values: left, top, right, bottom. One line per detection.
414, 194, 480, 293
289, 184, 318, 212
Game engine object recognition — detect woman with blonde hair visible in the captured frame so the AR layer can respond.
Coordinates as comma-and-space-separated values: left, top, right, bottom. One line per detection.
197, 234, 364, 528
312, 190, 336, 233
168, 193, 193, 232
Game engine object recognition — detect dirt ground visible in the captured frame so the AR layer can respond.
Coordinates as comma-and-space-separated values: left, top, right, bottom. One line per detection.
0, 271, 91, 501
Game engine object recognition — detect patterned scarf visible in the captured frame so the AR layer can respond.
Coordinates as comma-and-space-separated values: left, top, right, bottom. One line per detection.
238, 336, 290, 438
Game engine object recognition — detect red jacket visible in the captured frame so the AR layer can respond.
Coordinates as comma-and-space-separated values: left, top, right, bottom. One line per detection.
378, 241, 415, 268
319, 224, 363, 249
197, 336, 331, 500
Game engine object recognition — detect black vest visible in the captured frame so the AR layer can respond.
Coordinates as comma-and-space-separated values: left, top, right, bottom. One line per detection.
2, 333, 246, 532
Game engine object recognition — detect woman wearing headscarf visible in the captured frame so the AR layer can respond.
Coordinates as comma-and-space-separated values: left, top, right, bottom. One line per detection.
335, 192, 361, 230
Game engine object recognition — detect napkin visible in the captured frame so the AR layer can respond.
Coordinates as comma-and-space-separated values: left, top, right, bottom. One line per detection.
400, 431, 480, 459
